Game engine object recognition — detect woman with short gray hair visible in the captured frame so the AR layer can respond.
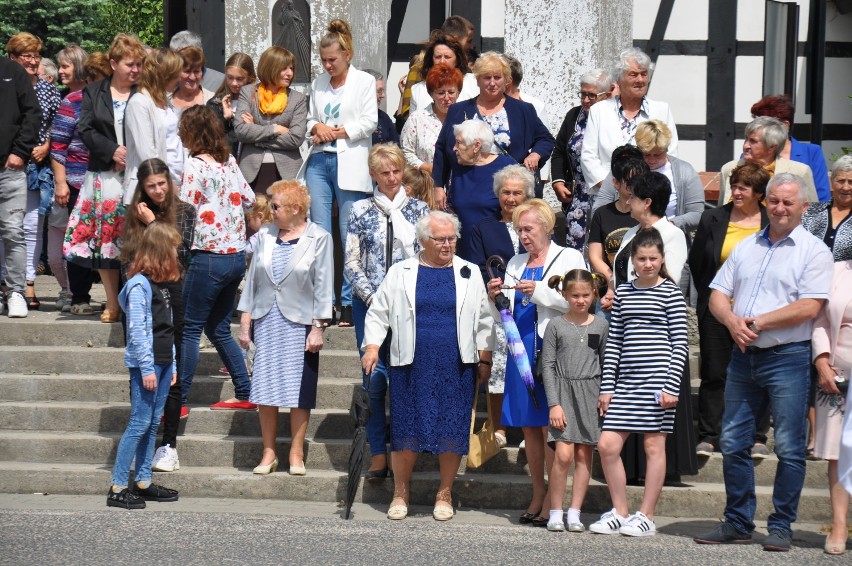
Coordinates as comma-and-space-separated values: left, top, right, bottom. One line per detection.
580, 47, 678, 198
551, 68, 612, 251
718, 116, 819, 205
446, 119, 516, 260
363, 210, 494, 521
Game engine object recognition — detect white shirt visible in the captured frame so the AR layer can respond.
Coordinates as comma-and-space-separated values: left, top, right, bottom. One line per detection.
710, 224, 834, 348
159, 106, 183, 184
580, 96, 679, 187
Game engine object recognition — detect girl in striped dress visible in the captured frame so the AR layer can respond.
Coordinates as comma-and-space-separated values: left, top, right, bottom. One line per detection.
590, 227, 688, 537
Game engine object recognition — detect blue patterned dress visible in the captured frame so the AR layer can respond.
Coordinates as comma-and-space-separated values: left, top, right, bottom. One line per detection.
564, 108, 592, 251
249, 238, 319, 408
389, 266, 475, 455
501, 266, 549, 427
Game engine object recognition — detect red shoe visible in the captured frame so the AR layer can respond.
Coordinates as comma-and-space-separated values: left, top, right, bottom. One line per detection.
160, 406, 191, 423
210, 400, 257, 410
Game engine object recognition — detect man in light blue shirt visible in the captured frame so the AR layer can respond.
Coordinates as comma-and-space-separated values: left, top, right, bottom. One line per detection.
693, 173, 834, 551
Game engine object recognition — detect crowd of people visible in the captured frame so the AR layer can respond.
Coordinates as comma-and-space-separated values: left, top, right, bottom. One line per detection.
0, 15, 850, 555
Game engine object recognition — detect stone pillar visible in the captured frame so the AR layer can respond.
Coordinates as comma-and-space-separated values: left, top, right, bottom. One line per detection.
309, 0, 392, 80
225, 0, 269, 64
503, 1, 633, 133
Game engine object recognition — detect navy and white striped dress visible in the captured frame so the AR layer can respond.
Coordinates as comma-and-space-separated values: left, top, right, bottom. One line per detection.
249, 239, 319, 409
600, 279, 688, 433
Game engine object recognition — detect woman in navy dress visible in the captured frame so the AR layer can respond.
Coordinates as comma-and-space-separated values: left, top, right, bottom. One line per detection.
363, 211, 494, 522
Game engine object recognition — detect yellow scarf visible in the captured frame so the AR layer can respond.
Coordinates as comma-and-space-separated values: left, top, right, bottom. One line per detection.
763, 161, 776, 177
257, 84, 288, 115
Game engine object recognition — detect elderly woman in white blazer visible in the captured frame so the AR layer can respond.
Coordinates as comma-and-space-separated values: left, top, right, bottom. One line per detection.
237, 180, 333, 477
362, 211, 494, 522
485, 198, 586, 524
299, 19, 377, 327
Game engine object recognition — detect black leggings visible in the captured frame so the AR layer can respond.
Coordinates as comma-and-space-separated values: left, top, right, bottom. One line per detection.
158, 278, 185, 449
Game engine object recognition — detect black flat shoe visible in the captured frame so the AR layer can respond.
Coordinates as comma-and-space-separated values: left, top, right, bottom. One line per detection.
338, 305, 353, 327
134, 483, 179, 502
519, 510, 541, 525
107, 487, 146, 510
365, 467, 389, 481
531, 515, 549, 527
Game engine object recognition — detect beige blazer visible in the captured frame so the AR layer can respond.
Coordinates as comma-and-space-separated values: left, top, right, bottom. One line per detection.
501, 243, 587, 339
363, 256, 494, 366
718, 157, 817, 206
812, 260, 852, 363
234, 85, 307, 183
237, 222, 333, 325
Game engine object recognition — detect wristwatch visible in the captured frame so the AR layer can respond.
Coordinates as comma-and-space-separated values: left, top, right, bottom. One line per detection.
312, 320, 325, 329
747, 321, 760, 334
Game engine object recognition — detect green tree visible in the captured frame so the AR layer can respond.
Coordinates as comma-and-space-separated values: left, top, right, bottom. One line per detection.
97, 0, 164, 50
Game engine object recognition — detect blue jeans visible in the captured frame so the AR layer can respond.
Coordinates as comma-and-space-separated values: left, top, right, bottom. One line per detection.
180, 251, 250, 404
353, 295, 389, 456
304, 152, 368, 307
112, 363, 173, 487
720, 340, 810, 536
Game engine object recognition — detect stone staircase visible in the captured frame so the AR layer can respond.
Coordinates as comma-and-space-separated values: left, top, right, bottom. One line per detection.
0, 285, 837, 522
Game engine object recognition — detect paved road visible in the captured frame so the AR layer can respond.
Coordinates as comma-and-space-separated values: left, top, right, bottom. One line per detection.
0, 495, 832, 565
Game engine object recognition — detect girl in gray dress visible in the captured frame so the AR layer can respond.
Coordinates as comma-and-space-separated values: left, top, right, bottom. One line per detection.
540, 269, 608, 532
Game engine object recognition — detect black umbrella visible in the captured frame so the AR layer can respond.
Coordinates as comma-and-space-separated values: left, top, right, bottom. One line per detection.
343, 382, 370, 519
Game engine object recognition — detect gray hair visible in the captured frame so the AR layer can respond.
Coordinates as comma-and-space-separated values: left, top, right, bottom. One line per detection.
39, 58, 58, 82
745, 116, 788, 159
362, 68, 384, 82
612, 47, 653, 82
767, 172, 808, 202
579, 68, 611, 93
169, 30, 203, 51
504, 54, 523, 86
452, 119, 494, 154
831, 154, 852, 178
415, 211, 461, 242
493, 164, 535, 198
56, 44, 89, 84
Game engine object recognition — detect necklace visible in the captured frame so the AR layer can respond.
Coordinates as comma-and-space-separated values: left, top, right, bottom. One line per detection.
567, 319, 590, 343
419, 255, 452, 268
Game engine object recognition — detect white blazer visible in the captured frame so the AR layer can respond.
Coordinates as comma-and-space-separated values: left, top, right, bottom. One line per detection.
501, 243, 587, 339
237, 222, 334, 325
299, 66, 377, 193
363, 256, 494, 366
615, 217, 687, 285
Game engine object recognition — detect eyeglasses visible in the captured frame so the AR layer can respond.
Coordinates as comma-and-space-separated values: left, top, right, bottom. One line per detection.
270, 204, 283, 211
578, 91, 606, 100
16, 54, 41, 63
429, 236, 457, 245
433, 90, 459, 98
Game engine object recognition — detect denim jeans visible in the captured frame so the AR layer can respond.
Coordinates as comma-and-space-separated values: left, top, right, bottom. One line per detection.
180, 251, 250, 404
720, 340, 811, 536
304, 152, 368, 307
0, 167, 27, 293
111, 363, 173, 487
353, 295, 389, 456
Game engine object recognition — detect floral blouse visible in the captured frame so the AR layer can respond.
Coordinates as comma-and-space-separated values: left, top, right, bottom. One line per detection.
34, 78, 61, 146
179, 155, 255, 254
343, 196, 430, 303
400, 104, 442, 170
475, 107, 511, 155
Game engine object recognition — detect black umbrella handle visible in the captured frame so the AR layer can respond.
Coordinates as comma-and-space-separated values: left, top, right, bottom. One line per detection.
486, 255, 507, 282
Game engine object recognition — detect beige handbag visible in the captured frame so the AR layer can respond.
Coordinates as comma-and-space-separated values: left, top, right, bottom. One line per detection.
467, 387, 500, 469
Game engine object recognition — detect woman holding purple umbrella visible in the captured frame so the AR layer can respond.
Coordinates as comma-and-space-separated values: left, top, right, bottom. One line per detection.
486, 199, 586, 525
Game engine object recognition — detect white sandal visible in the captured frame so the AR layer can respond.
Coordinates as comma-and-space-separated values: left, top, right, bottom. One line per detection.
494, 431, 507, 449
387, 503, 408, 520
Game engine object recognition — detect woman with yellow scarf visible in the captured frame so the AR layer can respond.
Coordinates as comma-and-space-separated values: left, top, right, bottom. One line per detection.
234, 46, 307, 194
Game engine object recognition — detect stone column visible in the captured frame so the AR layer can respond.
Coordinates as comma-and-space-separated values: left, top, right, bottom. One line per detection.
504, 1, 633, 133
310, 0, 391, 80
225, 0, 269, 64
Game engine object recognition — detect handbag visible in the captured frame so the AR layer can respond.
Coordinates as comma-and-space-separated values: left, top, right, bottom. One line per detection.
467, 387, 500, 469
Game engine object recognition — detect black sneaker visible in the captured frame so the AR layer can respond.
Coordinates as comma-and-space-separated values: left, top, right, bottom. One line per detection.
693, 521, 752, 544
106, 487, 146, 510
134, 483, 179, 502
762, 528, 792, 552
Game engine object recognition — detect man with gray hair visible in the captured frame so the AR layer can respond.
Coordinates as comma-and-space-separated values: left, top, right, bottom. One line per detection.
169, 30, 223, 92
580, 47, 678, 194
717, 116, 818, 206
693, 173, 833, 551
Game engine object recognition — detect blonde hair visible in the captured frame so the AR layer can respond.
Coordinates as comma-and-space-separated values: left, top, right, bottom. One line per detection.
512, 199, 555, 235
248, 194, 273, 224
635, 120, 672, 154
403, 166, 437, 209
548, 269, 605, 297
473, 51, 511, 82
319, 19, 354, 58
138, 48, 183, 109
108, 33, 146, 65
268, 179, 311, 217
368, 143, 406, 173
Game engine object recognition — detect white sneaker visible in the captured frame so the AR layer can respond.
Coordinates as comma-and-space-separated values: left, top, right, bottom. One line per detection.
546, 518, 566, 532
619, 512, 656, 537
152, 444, 180, 472
7, 292, 28, 318
589, 508, 627, 535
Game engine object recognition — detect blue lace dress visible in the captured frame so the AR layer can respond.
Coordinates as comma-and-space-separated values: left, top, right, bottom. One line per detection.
564, 108, 592, 251
501, 266, 549, 427
389, 266, 475, 455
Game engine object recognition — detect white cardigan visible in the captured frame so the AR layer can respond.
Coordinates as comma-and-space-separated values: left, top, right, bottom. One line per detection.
500, 243, 587, 339
237, 222, 334, 325
615, 216, 688, 285
123, 90, 169, 204
363, 256, 494, 366
299, 66, 377, 193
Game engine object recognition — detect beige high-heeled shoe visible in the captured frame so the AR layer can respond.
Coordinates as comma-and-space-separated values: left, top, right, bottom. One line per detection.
824, 535, 847, 555
253, 457, 278, 475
